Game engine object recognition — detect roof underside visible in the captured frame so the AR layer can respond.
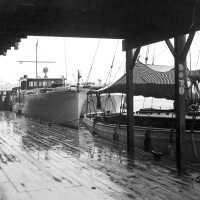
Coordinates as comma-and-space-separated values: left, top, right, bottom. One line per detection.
0, 0, 200, 54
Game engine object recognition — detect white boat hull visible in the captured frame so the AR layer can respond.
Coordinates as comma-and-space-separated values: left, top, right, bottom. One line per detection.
13, 90, 87, 128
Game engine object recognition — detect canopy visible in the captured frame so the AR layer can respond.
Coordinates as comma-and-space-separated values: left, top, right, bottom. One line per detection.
97, 62, 176, 99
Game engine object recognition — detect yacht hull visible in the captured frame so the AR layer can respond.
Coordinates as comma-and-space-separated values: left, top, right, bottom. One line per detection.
13, 90, 87, 128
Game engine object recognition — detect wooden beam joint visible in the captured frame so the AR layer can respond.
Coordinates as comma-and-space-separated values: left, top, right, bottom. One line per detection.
165, 31, 196, 61
180, 31, 195, 61
165, 39, 174, 57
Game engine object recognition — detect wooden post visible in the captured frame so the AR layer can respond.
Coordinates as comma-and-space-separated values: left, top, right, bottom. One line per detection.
174, 35, 186, 173
166, 32, 195, 173
126, 47, 140, 154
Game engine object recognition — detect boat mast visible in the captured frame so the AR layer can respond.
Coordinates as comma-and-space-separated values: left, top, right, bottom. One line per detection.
77, 69, 81, 92
17, 39, 56, 77
36, 39, 38, 78
64, 39, 67, 84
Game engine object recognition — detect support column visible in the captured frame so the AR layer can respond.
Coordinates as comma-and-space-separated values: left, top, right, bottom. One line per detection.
126, 47, 140, 154
166, 32, 195, 173
174, 35, 187, 173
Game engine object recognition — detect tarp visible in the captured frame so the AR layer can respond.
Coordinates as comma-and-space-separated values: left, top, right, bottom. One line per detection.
97, 62, 176, 99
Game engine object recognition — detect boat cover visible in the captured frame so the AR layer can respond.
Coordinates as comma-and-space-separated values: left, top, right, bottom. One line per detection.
97, 62, 176, 99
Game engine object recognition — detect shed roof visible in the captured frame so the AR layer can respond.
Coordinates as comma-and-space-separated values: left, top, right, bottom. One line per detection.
0, 1, 200, 54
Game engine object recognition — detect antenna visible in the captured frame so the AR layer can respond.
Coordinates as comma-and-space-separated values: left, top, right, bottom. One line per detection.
36, 39, 38, 77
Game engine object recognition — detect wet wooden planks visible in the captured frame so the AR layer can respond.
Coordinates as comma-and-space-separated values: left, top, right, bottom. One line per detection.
0, 112, 200, 200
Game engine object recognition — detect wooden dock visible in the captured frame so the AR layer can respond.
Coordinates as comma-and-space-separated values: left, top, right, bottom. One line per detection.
0, 111, 200, 200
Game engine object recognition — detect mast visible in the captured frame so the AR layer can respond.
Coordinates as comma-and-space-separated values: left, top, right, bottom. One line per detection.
77, 69, 81, 92
64, 39, 67, 84
17, 39, 56, 77
36, 40, 38, 78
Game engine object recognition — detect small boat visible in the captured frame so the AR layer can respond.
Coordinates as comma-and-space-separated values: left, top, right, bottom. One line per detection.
11, 73, 88, 129
83, 62, 200, 162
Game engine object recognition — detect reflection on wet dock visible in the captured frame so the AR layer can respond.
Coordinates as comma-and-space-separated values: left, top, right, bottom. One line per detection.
0, 112, 200, 200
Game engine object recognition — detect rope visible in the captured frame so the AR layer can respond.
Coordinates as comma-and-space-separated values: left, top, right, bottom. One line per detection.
105, 40, 119, 85
111, 41, 119, 69
110, 95, 117, 113
152, 45, 156, 65
111, 56, 125, 83
103, 94, 110, 113
87, 94, 97, 115
120, 93, 124, 114
91, 94, 97, 115
195, 32, 200, 68
85, 40, 101, 84
145, 46, 149, 64
196, 50, 200, 68
102, 93, 116, 114
190, 112, 199, 158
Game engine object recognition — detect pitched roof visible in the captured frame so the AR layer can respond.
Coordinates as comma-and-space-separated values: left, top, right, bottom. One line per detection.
98, 62, 176, 99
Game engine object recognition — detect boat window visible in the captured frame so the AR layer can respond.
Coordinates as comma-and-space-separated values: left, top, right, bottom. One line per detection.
21, 81, 27, 90
29, 81, 34, 87
34, 81, 38, 87
39, 81, 43, 87
43, 81, 47, 87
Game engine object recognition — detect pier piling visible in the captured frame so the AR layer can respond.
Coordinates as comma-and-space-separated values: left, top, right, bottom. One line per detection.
125, 44, 140, 155
174, 33, 195, 173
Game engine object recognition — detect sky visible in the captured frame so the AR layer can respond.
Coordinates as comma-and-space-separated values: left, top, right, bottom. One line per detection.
1, 32, 200, 87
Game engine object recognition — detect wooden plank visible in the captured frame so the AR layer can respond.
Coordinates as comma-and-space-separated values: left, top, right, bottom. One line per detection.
0, 113, 200, 200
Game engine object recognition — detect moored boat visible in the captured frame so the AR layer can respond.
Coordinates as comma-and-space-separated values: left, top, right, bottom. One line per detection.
83, 62, 200, 162
83, 112, 200, 162
12, 75, 88, 129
